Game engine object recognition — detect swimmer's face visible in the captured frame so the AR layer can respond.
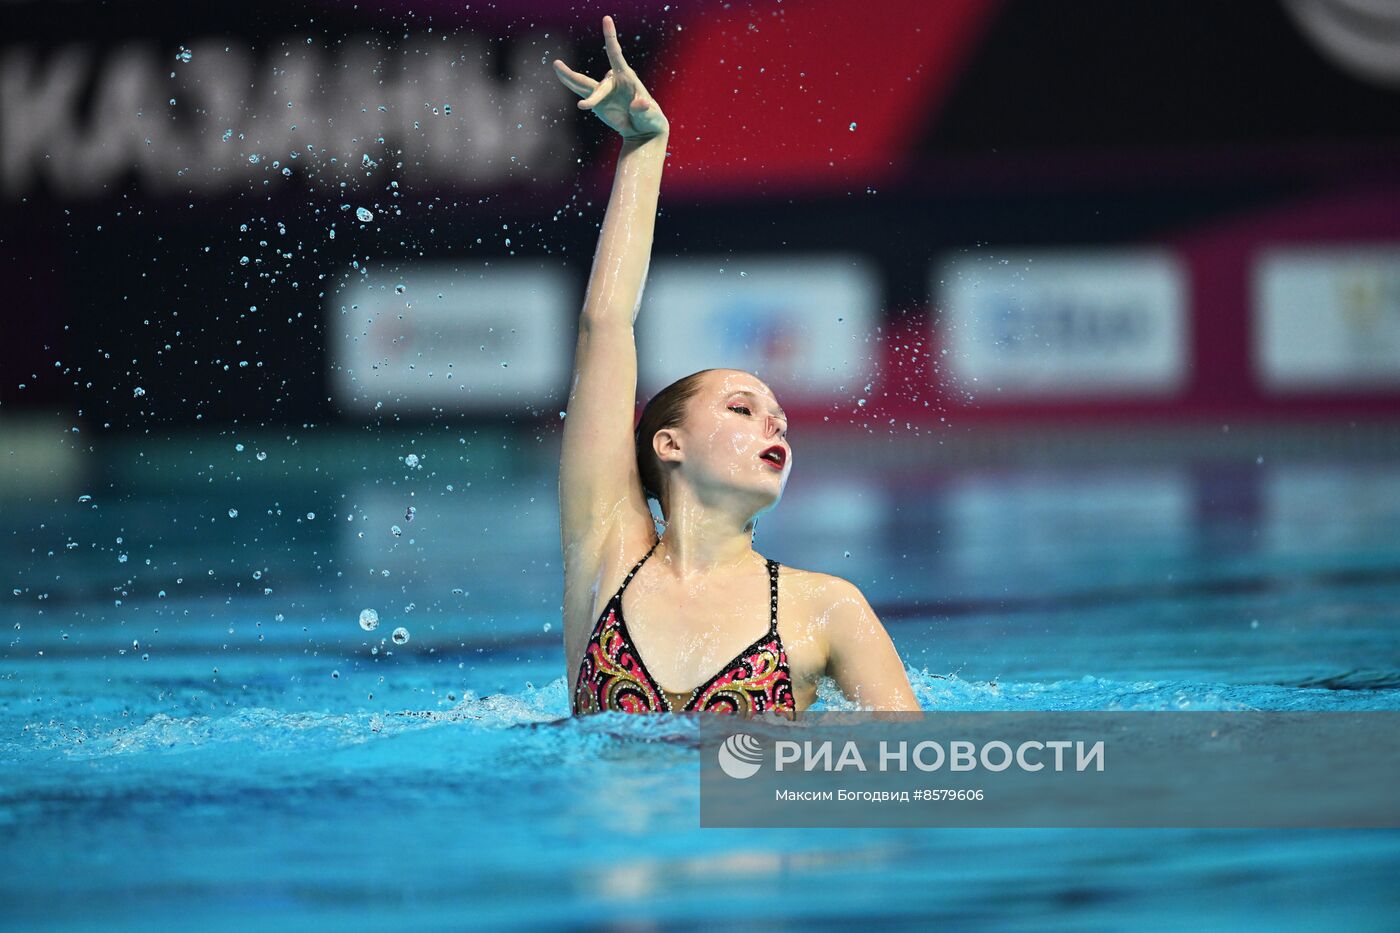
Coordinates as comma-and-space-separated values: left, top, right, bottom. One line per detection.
656, 369, 790, 512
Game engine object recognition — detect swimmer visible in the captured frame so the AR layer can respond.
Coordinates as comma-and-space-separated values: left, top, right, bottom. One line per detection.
554, 16, 920, 718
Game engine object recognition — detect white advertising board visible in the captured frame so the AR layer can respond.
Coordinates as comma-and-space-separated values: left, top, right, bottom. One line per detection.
934, 250, 1189, 399
1254, 247, 1400, 392
635, 256, 880, 401
328, 262, 572, 413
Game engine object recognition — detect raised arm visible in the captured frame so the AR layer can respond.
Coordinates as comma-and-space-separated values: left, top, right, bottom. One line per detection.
555, 16, 671, 579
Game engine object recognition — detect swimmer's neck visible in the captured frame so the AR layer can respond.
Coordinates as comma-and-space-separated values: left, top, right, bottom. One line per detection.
652, 514, 761, 580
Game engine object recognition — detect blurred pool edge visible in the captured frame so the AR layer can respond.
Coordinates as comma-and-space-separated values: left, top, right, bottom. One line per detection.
3, 416, 1400, 500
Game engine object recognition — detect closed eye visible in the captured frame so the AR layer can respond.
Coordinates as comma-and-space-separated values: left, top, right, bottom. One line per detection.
730, 402, 788, 439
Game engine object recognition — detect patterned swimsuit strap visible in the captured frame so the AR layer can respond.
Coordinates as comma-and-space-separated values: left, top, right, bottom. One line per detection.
614, 538, 662, 601
767, 557, 780, 635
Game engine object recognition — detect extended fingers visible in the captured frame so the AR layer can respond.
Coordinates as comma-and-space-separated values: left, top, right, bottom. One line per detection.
552, 59, 598, 97
601, 15, 633, 75
577, 72, 613, 110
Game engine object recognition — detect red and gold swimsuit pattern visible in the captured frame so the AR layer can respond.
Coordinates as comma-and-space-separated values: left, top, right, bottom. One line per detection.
572, 539, 796, 718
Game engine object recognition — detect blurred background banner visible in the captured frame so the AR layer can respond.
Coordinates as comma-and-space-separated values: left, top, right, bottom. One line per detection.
1253, 247, 1400, 392
936, 249, 1190, 400
328, 261, 574, 415
636, 255, 881, 401
3, 0, 1398, 431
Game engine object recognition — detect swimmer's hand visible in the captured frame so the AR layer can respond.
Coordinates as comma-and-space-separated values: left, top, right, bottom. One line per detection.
553, 15, 670, 141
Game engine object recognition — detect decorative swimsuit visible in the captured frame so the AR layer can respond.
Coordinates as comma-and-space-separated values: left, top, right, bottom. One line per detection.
572, 539, 796, 718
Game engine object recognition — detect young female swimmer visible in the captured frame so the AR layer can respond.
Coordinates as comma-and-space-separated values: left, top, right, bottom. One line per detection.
555, 16, 920, 718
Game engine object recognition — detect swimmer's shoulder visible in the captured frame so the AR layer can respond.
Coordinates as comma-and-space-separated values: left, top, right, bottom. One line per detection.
767, 562, 868, 630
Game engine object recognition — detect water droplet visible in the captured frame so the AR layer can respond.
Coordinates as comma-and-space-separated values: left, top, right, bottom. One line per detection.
256, 451, 267, 461
404, 506, 416, 522
305, 512, 315, 520
356, 207, 373, 222
227, 508, 238, 518
849, 122, 857, 131
132, 386, 146, 398
404, 453, 420, 469
391, 525, 403, 537
359, 608, 380, 631
391, 626, 410, 646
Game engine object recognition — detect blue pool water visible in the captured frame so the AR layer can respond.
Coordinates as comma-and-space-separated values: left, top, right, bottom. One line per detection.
3, 429, 1399, 929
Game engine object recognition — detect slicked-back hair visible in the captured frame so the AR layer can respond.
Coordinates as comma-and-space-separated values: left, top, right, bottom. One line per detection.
634, 369, 716, 518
